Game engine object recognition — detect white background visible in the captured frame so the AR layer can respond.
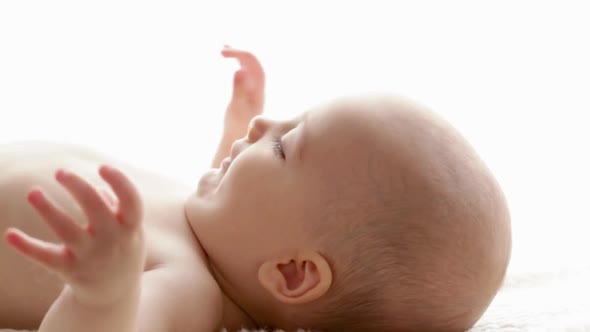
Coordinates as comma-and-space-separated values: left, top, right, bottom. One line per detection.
1, 1, 588, 275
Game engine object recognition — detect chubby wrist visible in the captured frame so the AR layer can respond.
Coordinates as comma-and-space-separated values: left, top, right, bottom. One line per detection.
68, 282, 141, 310
39, 283, 142, 332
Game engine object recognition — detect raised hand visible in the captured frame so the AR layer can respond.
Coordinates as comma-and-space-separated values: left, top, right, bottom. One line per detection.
221, 45, 266, 135
3, 165, 145, 308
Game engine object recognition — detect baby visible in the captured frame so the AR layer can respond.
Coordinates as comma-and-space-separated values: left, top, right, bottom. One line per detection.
0, 46, 511, 332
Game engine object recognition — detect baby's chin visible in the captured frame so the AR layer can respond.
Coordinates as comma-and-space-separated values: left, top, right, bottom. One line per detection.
184, 169, 223, 235
195, 168, 223, 198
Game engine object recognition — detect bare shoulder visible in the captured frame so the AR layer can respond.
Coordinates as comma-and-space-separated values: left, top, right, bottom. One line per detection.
0, 140, 117, 186
0, 140, 191, 196
140, 262, 224, 332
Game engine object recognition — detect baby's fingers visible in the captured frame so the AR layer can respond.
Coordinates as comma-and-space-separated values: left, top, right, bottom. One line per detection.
98, 165, 143, 229
4, 227, 72, 273
221, 45, 255, 63
221, 45, 265, 76
55, 169, 114, 235
27, 188, 83, 245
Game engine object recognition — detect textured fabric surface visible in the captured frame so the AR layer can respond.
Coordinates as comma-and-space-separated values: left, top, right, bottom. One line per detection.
3, 265, 590, 332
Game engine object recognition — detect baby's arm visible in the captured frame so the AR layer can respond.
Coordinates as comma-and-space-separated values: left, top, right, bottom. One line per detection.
3, 165, 151, 331
212, 46, 265, 168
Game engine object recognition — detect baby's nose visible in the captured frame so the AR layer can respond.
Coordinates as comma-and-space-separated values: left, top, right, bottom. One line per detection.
247, 115, 272, 141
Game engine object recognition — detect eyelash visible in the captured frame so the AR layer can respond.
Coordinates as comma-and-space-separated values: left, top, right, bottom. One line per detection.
273, 137, 285, 159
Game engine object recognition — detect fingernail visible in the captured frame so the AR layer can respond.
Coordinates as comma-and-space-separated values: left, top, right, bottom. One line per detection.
64, 247, 76, 261
116, 211, 124, 224
27, 189, 42, 204
4, 229, 23, 249
99, 165, 110, 175
87, 225, 96, 236
55, 169, 68, 181
5, 231, 19, 247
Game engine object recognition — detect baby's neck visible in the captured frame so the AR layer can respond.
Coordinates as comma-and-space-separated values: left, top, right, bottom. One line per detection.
219, 292, 257, 331
209, 262, 258, 331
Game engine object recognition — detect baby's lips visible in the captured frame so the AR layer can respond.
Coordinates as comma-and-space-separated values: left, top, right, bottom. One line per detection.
220, 157, 232, 172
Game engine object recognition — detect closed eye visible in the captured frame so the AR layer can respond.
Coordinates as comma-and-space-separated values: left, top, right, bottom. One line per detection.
273, 137, 285, 159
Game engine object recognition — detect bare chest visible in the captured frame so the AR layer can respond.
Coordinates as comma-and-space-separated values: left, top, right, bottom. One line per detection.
0, 141, 222, 329
0, 140, 205, 271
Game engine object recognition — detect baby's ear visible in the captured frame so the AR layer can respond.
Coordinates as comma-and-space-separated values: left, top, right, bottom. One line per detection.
257, 251, 332, 305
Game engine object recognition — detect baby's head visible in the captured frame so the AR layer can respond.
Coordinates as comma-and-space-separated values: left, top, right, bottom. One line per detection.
185, 95, 512, 332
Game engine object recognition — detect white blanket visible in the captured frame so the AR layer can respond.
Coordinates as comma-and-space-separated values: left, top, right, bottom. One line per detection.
467, 264, 590, 331
3, 264, 590, 332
